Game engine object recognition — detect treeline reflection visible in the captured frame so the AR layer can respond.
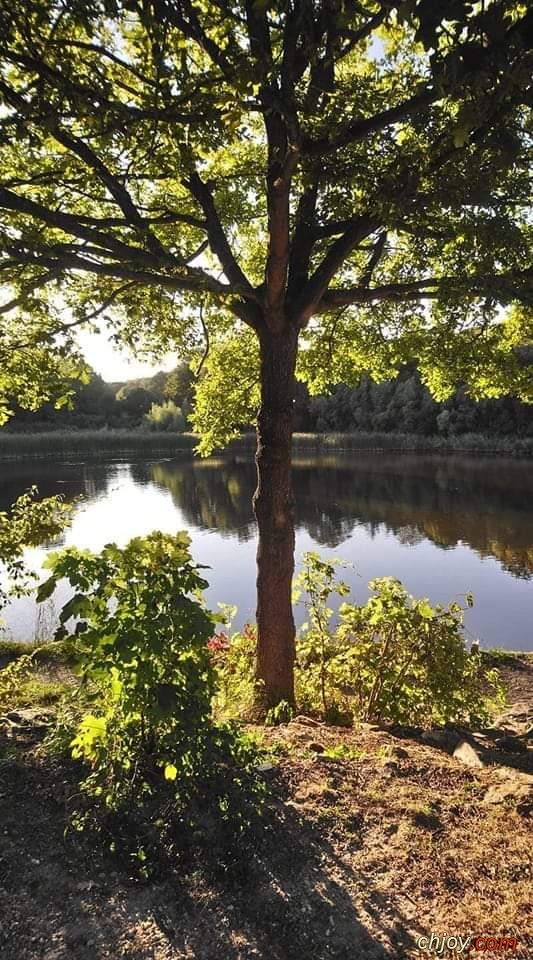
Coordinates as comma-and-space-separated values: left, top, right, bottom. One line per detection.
1, 453, 532, 580
148, 454, 533, 580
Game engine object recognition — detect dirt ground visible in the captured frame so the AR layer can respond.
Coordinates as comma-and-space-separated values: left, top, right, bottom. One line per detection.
0, 657, 531, 960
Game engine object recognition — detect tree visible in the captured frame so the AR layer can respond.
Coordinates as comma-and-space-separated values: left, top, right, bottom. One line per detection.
0, 1, 531, 708
116, 383, 156, 418
164, 362, 194, 407
145, 398, 186, 431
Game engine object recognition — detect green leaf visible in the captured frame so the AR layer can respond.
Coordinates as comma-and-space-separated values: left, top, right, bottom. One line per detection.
418, 601, 434, 619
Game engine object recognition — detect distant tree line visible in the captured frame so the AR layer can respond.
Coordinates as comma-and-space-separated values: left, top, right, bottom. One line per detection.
3, 364, 194, 432
294, 362, 533, 438
4, 359, 533, 438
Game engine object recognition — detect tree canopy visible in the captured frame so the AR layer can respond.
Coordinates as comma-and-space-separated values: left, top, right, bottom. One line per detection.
0, 0, 531, 436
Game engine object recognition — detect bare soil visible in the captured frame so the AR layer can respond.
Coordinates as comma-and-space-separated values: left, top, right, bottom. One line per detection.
0, 657, 531, 960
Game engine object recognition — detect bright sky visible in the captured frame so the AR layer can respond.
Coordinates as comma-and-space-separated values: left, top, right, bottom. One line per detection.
77, 326, 175, 382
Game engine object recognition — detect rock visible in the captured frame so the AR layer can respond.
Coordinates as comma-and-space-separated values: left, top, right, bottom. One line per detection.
483, 783, 531, 805
495, 766, 533, 783
358, 720, 393, 733
308, 742, 325, 754
495, 736, 528, 755
393, 747, 409, 759
483, 770, 533, 807
453, 740, 484, 768
290, 715, 322, 727
389, 724, 419, 738
279, 727, 314, 744
293, 783, 329, 804
3, 707, 53, 728
76, 880, 96, 893
64, 923, 90, 947
494, 701, 532, 729
422, 728, 460, 752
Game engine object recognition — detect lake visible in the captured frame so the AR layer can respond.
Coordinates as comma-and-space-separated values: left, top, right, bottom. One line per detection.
1, 452, 532, 650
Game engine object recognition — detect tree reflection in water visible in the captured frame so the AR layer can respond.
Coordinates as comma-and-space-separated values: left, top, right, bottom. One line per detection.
145, 453, 533, 580
1, 452, 532, 647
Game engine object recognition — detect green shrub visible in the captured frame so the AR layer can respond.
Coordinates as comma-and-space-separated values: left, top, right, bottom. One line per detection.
38, 533, 263, 856
144, 400, 186, 432
0, 486, 72, 612
294, 552, 504, 727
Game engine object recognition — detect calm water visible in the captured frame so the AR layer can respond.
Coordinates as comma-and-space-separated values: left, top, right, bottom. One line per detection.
1, 452, 532, 649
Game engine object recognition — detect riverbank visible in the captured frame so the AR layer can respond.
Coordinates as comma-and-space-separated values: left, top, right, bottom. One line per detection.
1, 429, 533, 461
0, 648, 531, 959
291, 431, 533, 457
0, 430, 197, 461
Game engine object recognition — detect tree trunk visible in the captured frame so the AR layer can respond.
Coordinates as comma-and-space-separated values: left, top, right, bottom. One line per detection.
253, 324, 298, 710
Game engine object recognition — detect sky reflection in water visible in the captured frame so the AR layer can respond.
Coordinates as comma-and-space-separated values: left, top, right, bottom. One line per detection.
1, 452, 532, 649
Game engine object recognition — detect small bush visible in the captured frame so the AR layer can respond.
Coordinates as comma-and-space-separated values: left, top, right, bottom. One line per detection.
293, 553, 504, 727
144, 400, 186, 432
0, 650, 38, 710
38, 532, 263, 866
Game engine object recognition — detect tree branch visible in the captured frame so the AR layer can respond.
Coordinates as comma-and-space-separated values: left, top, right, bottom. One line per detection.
337, 9, 388, 59
303, 89, 436, 156
0, 269, 61, 315
0, 186, 165, 266
7, 282, 137, 351
318, 269, 533, 309
184, 171, 257, 301
195, 300, 210, 378
293, 216, 378, 324
2, 243, 229, 298
0, 51, 197, 126
2, 240, 261, 329
287, 172, 321, 296
360, 231, 387, 287
0, 79, 170, 259
150, 0, 235, 77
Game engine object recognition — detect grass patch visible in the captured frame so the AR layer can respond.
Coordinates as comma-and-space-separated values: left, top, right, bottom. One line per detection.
0, 638, 76, 666
13, 676, 71, 708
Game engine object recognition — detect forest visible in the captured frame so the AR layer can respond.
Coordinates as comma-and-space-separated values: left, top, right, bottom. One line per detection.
4, 359, 533, 438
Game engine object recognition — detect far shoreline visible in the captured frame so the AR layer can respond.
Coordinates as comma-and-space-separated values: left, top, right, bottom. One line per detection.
1, 429, 533, 462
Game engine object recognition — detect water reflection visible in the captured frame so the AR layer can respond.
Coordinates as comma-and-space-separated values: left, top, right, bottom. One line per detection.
145, 454, 533, 580
1, 452, 532, 647
145, 459, 256, 541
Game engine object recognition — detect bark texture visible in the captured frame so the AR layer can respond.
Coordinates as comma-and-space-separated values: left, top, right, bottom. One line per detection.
253, 324, 298, 709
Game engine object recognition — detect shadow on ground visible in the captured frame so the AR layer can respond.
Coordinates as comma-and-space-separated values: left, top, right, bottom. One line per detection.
0, 726, 421, 960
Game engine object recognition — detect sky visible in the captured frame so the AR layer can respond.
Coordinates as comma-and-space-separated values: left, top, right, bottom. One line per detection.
77, 325, 175, 383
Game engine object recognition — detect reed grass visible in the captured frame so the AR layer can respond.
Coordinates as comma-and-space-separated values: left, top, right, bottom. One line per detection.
0, 430, 197, 461
289, 431, 533, 457
1, 428, 532, 461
